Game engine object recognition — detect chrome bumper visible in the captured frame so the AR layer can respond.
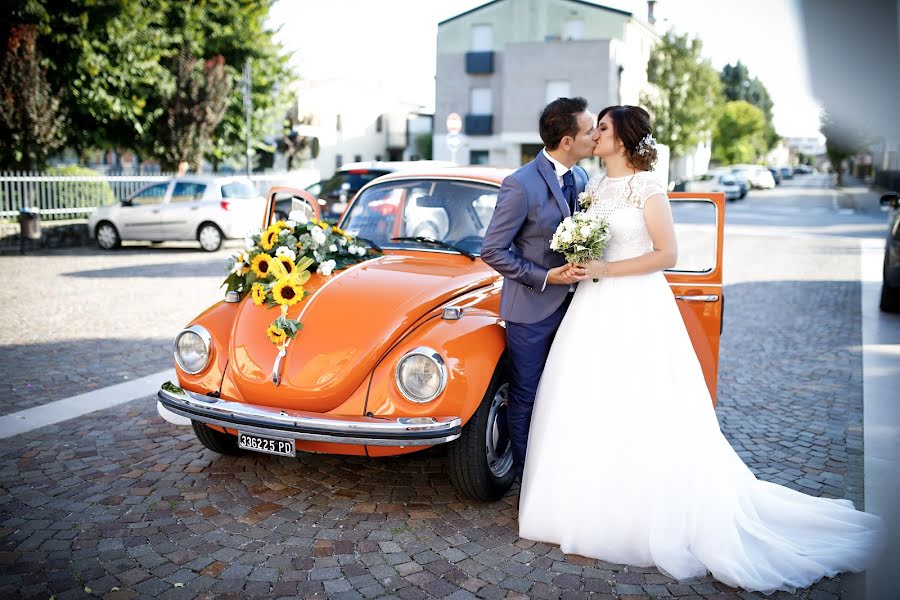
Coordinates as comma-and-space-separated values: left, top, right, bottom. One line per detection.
157, 381, 462, 446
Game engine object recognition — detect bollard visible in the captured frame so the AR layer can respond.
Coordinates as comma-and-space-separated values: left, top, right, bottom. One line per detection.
18, 208, 42, 254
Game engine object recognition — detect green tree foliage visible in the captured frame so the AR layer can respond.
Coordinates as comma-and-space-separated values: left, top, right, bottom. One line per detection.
0, 24, 67, 170
821, 116, 866, 186
712, 101, 769, 164
641, 32, 724, 159
156, 49, 232, 171
719, 61, 779, 154
2, 0, 292, 169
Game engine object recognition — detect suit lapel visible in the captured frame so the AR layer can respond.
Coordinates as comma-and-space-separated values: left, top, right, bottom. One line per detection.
536, 153, 571, 218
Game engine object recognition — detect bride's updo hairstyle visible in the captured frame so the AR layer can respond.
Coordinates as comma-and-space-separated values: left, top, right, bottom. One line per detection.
597, 105, 658, 171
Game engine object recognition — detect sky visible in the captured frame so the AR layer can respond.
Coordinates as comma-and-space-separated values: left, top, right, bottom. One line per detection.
268, 0, 824, 139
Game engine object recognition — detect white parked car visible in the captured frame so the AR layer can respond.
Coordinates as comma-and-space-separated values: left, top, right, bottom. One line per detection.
731, 164, 776, 189
684, 172, 742, 201
88, 176, 265, 251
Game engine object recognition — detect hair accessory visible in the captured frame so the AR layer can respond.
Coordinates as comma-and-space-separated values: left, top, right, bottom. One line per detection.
636, 133, 657, 156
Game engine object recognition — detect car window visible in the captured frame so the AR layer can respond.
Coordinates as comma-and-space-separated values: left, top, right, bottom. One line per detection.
221, 181, 257, 198
171, 182, 206, 203
668, 199, 717, 274
130, 183, 168, 205
321, 171, 390, 198
342, 178, 500, 254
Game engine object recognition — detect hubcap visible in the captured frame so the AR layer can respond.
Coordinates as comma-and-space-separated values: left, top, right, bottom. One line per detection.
97, 224, 116, 249
485, 383, 513, 478
199, 226, 221, 251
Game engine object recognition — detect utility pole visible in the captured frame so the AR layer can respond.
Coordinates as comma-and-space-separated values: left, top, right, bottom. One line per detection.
242, 60, 252, 176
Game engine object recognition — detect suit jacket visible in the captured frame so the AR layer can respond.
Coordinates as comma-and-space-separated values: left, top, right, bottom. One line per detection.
481, 152, 589, 324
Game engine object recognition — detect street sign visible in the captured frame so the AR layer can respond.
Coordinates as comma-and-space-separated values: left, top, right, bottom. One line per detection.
446, 112, 462, 134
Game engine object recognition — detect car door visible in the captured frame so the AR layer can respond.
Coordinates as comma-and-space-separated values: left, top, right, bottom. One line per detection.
120, 182, 170, 240
158, 181, 207, 239
665, 192, 726, 405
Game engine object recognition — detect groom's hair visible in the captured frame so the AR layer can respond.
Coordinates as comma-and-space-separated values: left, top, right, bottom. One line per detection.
539, 97, 588, 150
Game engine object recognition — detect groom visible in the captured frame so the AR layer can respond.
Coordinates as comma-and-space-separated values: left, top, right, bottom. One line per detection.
481, 97, 597, 481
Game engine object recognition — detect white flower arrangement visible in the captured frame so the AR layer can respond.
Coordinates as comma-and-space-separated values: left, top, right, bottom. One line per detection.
317, 259, 336, 276
550, 211, 611, 281
577, 191, 592, 210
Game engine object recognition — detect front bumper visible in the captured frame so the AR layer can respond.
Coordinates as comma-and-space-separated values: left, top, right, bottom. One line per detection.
158, 381, 462, 446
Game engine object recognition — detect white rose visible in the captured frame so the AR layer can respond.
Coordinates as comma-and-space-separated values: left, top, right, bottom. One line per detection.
338, 237, 347, 246
286, 219, 297, 228
311, 228, 327, 245
288, 210, 309, 225
560, 231, 572, 244
317, 259, 336, 276
275, 246, 296, 261
357, 246, 367, 256
347, 245, 357, 255
243, 237, 255, 251
580, 225, 591, 238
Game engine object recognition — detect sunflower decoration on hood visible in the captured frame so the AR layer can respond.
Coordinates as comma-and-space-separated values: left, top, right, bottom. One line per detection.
222, 207, 380, 350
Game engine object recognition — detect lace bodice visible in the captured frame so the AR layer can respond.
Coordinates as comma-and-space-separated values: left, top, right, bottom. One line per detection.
583, 171, 667, 262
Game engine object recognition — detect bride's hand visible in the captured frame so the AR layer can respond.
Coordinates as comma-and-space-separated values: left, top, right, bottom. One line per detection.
573, 260, 608, 281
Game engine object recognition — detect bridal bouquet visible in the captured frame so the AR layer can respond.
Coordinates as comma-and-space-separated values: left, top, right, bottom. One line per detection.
550, 210, 610, 282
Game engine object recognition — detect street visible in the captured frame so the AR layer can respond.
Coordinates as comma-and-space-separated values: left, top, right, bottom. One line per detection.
0, 174, 897, 599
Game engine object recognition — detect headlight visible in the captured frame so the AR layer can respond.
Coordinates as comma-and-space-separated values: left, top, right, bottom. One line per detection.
174, 325, 212, 374
395, 347, 447, 403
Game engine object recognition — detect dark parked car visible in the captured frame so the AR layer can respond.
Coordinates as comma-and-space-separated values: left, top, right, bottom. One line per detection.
793, 164, 814, 175
275, 161, 454, 221
780, 166, 794, 180
881, 191, 900, 312
768, 167, 782, 185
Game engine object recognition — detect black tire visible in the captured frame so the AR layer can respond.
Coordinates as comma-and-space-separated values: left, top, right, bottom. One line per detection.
197, 222, 223, 252
880, 283, 900, 312
191, 420, 244, 455
95, 221, 121, 249
447, 366, 515, 501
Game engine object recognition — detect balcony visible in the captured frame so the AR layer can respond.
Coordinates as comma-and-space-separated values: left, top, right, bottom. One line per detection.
464, 115, 493, 136
465, 51, 494, 74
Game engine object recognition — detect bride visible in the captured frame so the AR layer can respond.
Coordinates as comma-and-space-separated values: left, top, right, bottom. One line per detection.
517, 105, 885, 593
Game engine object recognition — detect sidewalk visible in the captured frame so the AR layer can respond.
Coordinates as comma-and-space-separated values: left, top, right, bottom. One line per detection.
839, 175, 889, 213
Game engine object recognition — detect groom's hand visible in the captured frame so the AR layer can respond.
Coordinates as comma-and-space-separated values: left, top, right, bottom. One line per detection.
547, 264, 585, 285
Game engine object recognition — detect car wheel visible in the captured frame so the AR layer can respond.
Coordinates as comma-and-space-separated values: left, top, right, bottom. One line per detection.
447, 367, 515, 501
880, 256, 900, 312
95, 221, 120, 249
191, 421, 244, 455
198, 223, 223, 252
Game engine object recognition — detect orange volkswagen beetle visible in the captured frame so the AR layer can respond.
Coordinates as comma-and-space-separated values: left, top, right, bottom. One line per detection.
158, 167, 725, 500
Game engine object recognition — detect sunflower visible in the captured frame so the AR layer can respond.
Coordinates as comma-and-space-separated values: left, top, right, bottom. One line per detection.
271, 279, 304, 306
277, 256, 295, 276
250, 254, 274, 278
260, 227, 280, 250
331, 226, 345, 237
250, 283, 267, 306
266, 324, 287, 345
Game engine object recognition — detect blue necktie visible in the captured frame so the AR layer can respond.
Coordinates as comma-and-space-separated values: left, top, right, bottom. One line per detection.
562, 170, 576, 214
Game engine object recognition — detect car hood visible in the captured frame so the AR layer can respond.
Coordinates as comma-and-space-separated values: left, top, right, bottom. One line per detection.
227, 252, 495, 411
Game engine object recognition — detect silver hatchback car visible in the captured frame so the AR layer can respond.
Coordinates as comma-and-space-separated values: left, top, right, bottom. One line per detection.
88, 176, 265, 252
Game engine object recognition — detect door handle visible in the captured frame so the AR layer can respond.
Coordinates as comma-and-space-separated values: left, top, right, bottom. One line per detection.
675, 294, 719, 302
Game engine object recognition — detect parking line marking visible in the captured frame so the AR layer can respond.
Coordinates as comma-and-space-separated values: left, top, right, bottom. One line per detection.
0, 368, 175, 439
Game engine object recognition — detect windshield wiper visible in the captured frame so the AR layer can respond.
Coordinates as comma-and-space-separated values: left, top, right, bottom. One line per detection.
353, 236, 382, 253
390, 236, 476, 261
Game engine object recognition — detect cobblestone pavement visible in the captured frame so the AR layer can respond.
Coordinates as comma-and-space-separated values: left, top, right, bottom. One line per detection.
0, 178, 888, 598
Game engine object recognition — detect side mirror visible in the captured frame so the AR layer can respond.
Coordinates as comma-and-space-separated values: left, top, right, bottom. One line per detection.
880, 192, 899, 209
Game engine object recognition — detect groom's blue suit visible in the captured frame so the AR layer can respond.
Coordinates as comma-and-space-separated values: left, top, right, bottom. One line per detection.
481, 151, 588, 478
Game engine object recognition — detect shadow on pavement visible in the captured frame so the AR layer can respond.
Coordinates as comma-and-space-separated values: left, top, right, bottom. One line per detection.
61, 259, 225, 278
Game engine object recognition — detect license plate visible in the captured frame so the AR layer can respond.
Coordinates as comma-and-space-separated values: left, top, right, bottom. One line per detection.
237, 431, 296, 457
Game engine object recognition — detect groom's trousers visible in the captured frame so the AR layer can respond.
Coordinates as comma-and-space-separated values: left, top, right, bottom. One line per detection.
505, 294, 571, 479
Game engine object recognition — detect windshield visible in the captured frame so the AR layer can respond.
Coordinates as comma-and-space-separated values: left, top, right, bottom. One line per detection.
340, 178, 499, 255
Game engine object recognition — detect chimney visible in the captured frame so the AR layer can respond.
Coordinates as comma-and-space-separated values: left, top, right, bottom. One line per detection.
647, 0, 656, 25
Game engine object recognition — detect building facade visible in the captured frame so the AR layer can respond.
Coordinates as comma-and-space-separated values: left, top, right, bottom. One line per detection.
434, 0, 659, 170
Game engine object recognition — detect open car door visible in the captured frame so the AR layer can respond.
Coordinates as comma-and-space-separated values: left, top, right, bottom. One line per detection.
665, 192, 726, 406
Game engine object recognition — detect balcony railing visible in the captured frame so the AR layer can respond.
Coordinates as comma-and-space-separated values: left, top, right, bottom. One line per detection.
464, 115, 493, 136
465, 51, 494, 74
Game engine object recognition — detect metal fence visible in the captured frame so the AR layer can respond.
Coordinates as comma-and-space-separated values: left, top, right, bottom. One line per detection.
0, 169, 320, 249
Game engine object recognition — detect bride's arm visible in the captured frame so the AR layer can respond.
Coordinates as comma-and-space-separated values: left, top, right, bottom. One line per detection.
578, 193, 677, 279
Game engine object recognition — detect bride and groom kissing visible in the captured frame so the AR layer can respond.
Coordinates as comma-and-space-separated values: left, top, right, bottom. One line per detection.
480, 97, 884, 594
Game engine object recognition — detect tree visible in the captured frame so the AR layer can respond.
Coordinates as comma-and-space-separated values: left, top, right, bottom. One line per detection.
719, 61, 779, 154
0, 24, 67, 170
155, 49, 232, 171
641, 32, 724, 159
712, 101, 768, 164
277, 103, 315, 171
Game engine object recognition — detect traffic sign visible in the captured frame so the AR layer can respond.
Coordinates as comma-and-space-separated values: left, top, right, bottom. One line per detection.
446, 133, 462, 152
446, 112, 462, 134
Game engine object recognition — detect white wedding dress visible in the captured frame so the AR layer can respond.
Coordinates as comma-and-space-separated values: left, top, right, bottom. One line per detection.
518, 171, 884, 594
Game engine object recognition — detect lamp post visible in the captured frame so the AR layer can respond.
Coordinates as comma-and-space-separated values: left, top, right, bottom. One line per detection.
242, 60, 252, 176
